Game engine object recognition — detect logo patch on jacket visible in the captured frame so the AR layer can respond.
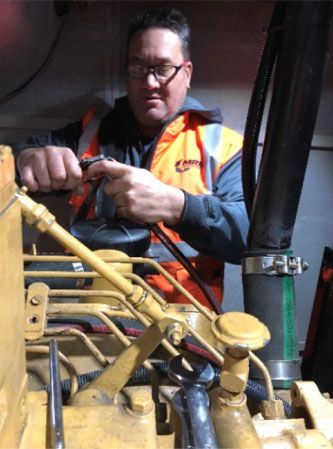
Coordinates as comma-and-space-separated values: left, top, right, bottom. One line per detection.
175, 159, 202, 173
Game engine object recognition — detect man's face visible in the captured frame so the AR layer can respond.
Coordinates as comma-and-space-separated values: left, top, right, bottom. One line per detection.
126, 27, 193, 135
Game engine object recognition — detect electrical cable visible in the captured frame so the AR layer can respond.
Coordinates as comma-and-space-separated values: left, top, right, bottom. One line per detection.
149, 223, 223, 315
40, 355, 291, 417
44, 322, 291, 416
241, 1, 286, 218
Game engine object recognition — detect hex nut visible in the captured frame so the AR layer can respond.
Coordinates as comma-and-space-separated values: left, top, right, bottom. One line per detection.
260, 399, 285, 419
130, 389, 154, 414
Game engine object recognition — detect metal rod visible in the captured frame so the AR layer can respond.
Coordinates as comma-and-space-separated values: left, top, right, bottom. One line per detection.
49, 338, 65, 449
47, 300, 193, 371
23, 253, 215, 321
44, 328, 109, 367
47, 303, 155, 374
26, 345, 79, 396
249, 351, 274, 401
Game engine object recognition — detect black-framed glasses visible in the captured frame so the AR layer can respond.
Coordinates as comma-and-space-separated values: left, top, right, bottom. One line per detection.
126, 62, 187, 81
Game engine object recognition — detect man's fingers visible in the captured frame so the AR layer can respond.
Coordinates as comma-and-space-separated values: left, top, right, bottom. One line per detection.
104, 177, 125, 196
46, 149, 68, 190
16, 148, 50, 191
20, 165, 39, 192
45, 147, 81, 190
115, 205, 128, 220
63, 150, 83, 190
85, 160, 130, 180
31, 153, 52, 192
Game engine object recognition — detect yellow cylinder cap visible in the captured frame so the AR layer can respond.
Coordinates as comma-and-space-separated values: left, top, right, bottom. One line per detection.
211, 311, 270, 351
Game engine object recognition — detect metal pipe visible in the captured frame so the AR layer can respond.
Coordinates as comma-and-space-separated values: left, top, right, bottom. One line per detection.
248, 1, 331, 250
49, 339, 65, 449
23, 255, 215, 321
243, 1, 332, 387
26, 345, 79, 396
44, 328, 109, 367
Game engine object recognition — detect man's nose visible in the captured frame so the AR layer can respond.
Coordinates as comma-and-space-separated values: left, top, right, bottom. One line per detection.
144, 72, 160, 89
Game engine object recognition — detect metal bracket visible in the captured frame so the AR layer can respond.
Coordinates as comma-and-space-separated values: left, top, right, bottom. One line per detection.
242, 255, 309, 276
25, 282, 49, 340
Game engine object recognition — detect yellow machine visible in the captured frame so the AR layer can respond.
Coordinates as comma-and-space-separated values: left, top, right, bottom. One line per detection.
1, 144, 333, 449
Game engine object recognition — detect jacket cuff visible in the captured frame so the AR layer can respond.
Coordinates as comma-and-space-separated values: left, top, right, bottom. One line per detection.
170, 191, 208, 232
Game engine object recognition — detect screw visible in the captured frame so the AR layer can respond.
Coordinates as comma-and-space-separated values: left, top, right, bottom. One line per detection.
30, 296, 41, 306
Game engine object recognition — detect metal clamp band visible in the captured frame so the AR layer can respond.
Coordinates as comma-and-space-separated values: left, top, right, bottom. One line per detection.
251, 359, 301, 381
242, 255, 309, 276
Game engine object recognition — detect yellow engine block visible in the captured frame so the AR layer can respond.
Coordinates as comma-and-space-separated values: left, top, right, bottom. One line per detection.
1, 145, 333, 449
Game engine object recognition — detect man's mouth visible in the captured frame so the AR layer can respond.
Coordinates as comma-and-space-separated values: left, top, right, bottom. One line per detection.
144, 96, 161, 101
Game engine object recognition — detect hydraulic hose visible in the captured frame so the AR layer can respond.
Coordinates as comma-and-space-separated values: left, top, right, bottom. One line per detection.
42, 322, 291, 415
150, 224, 223, 315
243, 1, 332, 388
242, 1, 286, 219
41, 361, 291, 417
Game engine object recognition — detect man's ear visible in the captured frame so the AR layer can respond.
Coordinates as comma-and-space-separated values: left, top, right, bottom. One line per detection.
184, 61, 193, 89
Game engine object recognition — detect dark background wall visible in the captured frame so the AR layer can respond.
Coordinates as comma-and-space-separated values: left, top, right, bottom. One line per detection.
0, 1, 332, 350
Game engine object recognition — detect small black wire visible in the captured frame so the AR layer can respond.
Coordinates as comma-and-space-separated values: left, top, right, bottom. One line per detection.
150, 223, 223, 315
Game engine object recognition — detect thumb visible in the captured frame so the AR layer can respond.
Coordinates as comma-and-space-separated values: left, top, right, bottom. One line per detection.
85, 159, 129, 180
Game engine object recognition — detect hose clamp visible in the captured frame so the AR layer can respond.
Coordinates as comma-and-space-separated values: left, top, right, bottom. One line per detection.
251, 359, 301, 381
242, 255, 309, 276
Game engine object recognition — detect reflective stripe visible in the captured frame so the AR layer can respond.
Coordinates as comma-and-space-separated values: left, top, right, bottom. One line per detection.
202, 122, 223, 191
70, 109, 103, 218
77, 111, 106, 157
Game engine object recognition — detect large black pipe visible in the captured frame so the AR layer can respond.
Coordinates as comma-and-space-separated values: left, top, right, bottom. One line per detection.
243, 1, 331, 387
248, 1, 331, 249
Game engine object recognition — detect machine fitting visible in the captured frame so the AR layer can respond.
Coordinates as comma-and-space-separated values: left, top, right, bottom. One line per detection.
242, 255, 309, 276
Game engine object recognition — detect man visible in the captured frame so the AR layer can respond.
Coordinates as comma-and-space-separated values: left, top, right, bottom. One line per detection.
13, 8, 248, 308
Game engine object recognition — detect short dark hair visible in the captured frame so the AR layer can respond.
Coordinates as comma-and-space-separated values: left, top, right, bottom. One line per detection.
127, 8, 191, 60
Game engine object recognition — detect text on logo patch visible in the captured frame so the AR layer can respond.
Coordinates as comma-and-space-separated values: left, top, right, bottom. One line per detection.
175, 159, 202, 173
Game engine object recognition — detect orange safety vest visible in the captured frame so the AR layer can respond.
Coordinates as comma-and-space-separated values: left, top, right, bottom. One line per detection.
70, 108, 243, 309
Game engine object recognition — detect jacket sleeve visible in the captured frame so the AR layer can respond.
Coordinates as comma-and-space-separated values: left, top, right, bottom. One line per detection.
171, 151, 249, 264
9, 120, 83, 158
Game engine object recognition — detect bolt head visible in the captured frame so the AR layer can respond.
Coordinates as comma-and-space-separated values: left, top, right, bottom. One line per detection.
130, 389, 153, 414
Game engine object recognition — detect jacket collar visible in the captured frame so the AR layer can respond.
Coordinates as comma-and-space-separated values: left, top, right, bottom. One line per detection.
114, 95, 223, 126
179, 96, 223, 123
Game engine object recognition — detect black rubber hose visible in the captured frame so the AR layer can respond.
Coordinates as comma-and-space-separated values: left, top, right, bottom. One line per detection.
41, 362, 291, 417
242, 1, 286, 219
150, 224, 223, 315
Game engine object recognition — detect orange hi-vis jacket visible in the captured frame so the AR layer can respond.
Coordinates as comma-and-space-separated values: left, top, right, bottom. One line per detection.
68, 96, 247, 309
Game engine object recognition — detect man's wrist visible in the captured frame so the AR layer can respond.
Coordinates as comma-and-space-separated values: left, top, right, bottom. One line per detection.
163, 186, 185, 226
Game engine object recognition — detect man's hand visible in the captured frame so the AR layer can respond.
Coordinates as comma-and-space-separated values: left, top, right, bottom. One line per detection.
85, 159, 185, 225
16, 146, 82, 192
